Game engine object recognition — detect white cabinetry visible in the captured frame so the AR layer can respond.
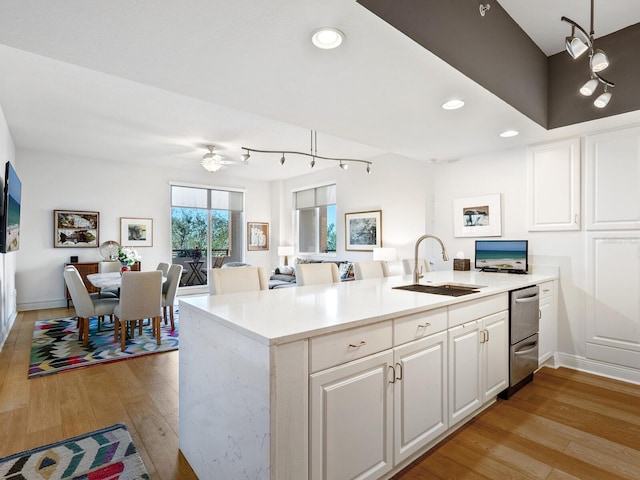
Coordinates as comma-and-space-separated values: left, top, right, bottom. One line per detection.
310, 350, 394, 480
585, 126, 640, 230
448, 309, 508, 427
538, 281, 557, 365
527, 138, 581, 231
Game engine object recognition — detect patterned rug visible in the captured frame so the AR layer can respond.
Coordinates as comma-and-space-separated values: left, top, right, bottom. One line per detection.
0, 423, 149, 479
28, 310, 179, 378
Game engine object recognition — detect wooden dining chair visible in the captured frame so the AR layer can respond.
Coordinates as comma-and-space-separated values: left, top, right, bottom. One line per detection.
209, 266, 269, 295
295, 263, 341, 286
113, 270, 163, 351
161, 264, 183, 330
63, 266, 119, 346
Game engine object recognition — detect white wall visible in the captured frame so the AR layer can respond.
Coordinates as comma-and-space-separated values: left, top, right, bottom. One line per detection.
16, 149, 271, 310
0, 104, 17, 349
430, 147, 586, 359
271, 153, 436, 267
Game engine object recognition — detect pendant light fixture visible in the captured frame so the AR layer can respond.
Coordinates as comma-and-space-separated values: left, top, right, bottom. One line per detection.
241, 130, 373, 174
561, 0, 615, 108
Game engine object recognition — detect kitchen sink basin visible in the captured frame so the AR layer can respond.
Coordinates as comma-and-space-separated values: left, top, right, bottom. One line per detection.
392, 283, 485, 297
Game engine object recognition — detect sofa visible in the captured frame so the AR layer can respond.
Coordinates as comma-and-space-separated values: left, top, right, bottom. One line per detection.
269, 259, 354, 289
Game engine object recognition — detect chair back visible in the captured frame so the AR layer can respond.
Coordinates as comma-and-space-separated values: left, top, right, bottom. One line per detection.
117, 271, 162, 320
296, 263, 341, 287
99, 261, 121, 273
156, 262, 170, 275
209, 266, 269, 295
402, 258, 432, 276
384, 260, 405, 276
163, 264, 183, 302
63, 266, 95, 317
354, 260, 386, 280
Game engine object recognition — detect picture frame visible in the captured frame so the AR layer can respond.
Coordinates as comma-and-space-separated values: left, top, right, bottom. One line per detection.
453, 193, 502, 237
120, 217, 153, 247
247, 222, 269, 251
54, 210, 100, 248
345, 210, 382, 251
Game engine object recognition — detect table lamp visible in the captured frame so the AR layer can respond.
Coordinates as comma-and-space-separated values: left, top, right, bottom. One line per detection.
278, 246, 295, 266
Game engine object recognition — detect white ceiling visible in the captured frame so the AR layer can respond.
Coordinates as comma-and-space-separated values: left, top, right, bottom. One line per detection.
0, 0, 638, 181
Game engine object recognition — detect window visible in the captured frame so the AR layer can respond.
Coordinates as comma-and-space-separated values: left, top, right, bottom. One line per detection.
171, 185, 244, 287
295, 184, 336, 254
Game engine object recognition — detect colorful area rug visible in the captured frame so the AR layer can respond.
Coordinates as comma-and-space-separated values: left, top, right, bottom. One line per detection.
0, 423, 149, 479
28, 311, 179, 378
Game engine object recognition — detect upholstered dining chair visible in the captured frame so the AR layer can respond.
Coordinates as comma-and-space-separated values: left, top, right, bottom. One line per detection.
63, 266, 119, 346
354, 260, 388, 280
161, 264, 183, 330
209, 266, 269, 295
156, 262, 170, 276
113, 270, 163, 351
295, 263, 341, 287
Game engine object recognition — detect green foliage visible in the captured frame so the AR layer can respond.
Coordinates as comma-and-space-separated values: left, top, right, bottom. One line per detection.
171, 208, 230, 255
326, 222, 336, 252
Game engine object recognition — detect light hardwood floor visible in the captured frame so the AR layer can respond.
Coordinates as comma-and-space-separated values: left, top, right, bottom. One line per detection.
2, 308, 639, 480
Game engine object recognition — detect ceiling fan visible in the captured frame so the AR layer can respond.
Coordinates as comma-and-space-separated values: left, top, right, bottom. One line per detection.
200, 145, 248, 172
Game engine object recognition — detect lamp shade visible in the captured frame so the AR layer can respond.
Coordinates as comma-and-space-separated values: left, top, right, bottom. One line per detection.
565, 36, 588, 59
594, 91, 612, 108
590, 49, 609, 72
278, 246, 295, 257
373, 247, 396, 261
579, 78, 598, 96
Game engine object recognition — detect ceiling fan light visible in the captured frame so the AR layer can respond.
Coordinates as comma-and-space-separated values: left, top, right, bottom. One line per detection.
579, 78, 599, 96
594, 90, 612, 108
201, 159, 223, 172
565, 35, 588, 59
590, 49, 609, 72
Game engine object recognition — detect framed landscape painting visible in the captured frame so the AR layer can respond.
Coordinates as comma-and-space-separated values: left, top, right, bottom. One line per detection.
54, 210, 99, 248
120, 217, 153, 247
345, 210, 382, 251
453, 193, 502, 237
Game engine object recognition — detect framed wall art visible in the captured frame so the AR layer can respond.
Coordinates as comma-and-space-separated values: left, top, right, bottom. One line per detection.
120, 217, 153, 247
247, 222, 269, 251
345, 210, 382, 251
54, 210, 99, 248
453, 193, 502, 237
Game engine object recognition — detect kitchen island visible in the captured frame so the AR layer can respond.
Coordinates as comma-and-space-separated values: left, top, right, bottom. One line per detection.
179, 268, 557, 480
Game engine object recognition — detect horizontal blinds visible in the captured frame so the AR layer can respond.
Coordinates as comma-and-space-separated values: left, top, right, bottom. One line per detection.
295, 184, 336, 210
172, 186, 243, 211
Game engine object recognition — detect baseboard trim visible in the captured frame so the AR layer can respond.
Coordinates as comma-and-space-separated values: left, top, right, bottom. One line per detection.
19, 299, 69, 311
556, 352, 640, 385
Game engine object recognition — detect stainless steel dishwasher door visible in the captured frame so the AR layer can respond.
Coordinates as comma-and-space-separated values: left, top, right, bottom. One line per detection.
510, 333, 539, 385
510, 285, 540, 344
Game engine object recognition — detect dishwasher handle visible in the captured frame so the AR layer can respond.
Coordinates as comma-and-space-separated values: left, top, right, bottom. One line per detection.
514, 343, 538, 355
515, 294, 539, 304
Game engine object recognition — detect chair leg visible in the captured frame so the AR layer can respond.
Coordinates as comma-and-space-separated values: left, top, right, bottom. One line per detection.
121, 319, 127, 351
114, 315, 120, 343
163, 305, 168, 325
155, 317, 162, 345
82, 317, 90, 347
169, 307, 175, 331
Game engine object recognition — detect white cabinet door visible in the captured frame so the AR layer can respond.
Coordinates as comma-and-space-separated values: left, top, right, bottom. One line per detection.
310, 350, 394, 480
527, 138, 581, 231
585, 126, 640, 230
538, 281, 557, 365
448, 320, 482, 427
481, 311, 509, 402
393, 331, 447, 464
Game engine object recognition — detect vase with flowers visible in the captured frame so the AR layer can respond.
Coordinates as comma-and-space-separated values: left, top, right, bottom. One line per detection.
117, 246, 142, 273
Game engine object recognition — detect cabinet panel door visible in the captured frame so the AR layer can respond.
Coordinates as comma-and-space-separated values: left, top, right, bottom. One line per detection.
448, 321, 481, 426
394, 331, 447, 463
527, 138, 580, 231
538, 281, 557, 364
482, 311, 509, 402
310, 350, 393, 480
585, 127, 640, 230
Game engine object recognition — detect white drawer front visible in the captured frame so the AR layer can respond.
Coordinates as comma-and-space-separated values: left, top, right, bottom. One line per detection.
448, 293, 508, 328
393, 308, 447, 346
539, 281, 554, 299
310, 321, 393, 373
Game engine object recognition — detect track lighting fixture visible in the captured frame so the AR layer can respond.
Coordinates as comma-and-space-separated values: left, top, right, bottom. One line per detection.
561, 0, 615, 108
240, 150, 250, 162
241, 130, 373, 174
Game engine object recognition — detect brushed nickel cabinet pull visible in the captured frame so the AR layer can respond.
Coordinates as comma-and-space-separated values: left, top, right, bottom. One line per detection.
395, 362, 403, 381
417, 322, 431, 329
388, 365, 396, 384
348, 340, 367, 349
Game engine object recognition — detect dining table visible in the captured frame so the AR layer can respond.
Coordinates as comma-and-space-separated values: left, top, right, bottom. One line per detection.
86, 271, 167, 290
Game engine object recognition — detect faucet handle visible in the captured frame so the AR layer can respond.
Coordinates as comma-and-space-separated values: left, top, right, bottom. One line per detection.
418, 265, 424, 279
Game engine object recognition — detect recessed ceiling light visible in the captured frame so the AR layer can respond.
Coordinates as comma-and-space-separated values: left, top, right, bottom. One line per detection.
441, 99, 465, 110
311, 28, 344, 49
500, 130, 519, 138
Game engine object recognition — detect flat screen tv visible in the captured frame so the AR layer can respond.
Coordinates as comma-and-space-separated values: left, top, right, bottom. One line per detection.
1, 161, 22, 253
475, 240, 528, 274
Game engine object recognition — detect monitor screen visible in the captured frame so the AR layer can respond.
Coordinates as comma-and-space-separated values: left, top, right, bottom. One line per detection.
474, 240, 528, 273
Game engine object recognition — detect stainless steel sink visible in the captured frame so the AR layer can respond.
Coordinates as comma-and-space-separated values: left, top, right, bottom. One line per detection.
392, 283, 484, 297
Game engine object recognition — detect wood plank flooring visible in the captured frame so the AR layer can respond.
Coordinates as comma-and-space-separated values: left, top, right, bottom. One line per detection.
2, 307, 639, 479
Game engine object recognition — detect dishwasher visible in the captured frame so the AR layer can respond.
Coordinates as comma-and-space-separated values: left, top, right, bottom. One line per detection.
500, 285, 540, 399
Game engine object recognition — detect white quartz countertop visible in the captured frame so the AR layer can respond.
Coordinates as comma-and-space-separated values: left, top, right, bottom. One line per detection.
179, 268, 558, 346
